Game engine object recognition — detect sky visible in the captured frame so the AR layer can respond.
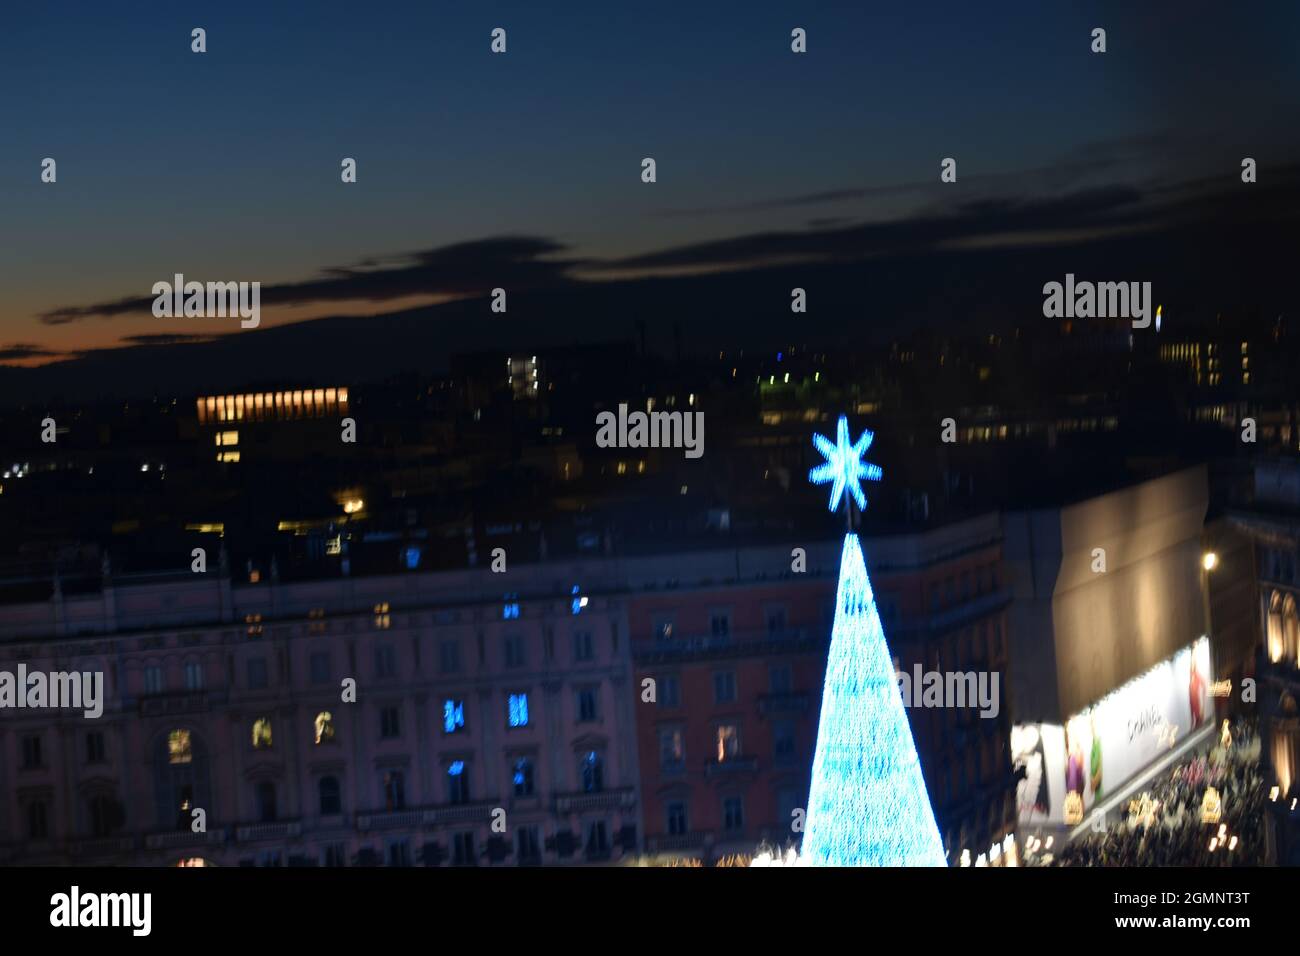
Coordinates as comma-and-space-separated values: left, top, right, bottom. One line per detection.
2, 0, 1298, 364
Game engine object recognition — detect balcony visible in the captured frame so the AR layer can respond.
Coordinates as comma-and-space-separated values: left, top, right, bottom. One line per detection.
68, 836, 138, 858
554, 788, 636, 814
235, 821, 302, 843
705, 756, 759, 778
634, 628, 816, 664
356, 809, 423, 832
138, 689, 227, 718
758, 691, 810, 715
912, 588, 1013, 637
423, 800, 498, 826
648, 831, 707, 853
144, 828, 229, 850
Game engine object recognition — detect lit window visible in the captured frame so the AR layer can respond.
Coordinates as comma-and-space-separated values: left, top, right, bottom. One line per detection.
716, 724, 740, 761
252, 718, 273, 749
373, 602, 390, 629
314, 711, 335, 745
507, 693, 529, 728
443, 699, 465, 734
168, 729, 192, 765
581, 751, 604, 793
503, 602, 520, 620
447, 761, 470, 804
513, 758, 535, 796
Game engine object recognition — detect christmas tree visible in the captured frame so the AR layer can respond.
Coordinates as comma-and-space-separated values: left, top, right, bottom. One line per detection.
801, 416, 948, 867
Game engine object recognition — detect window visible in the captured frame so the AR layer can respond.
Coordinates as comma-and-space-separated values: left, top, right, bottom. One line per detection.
576, 686, 599, 722
776, 787, 801, 834
443, 699, 466, 734
89, 794, 119, 837
452, 831, 475, 866
581, 751, 604, 793
503, 599, 520, 620
322, 843, 347, 867
319, 776, 342, 815
21, 734, 42, 769
658, 675, 680, 708
255, 781, 277, 822
715, 724, 741, 762
666, 801, 688, 836
769, 664, 792, 694
713, 670, 737, 704
659, 727, 684, 770
252, 718, 273, 749
653, 615, 674, 641
309, 651, 331, 683
573, 631, 594, 662
765, 606, 787, 635
722, 796, 744, 832
315, 711, 335, 744
247, 657, 268, 690
168, 729, 192, 765
773, 720, 795, 763
382, 770, 406, 811
373, 602, 391, 629
374, 644, 397, 679
447, 761, 470, 804
710, 611, 731, 637
513, 758, 535, 797
386, 839, 413, 867
86, 731, 106, 764
184, 661, 204, 691
380, 706, 401, 739
507, 693, 530, 728
504, 634, 526, 668
28, 800, 49, 840
517, 825, 541, 864
439, 640, 461, 674
144, 664, 164, 695
585, 820, 610, 859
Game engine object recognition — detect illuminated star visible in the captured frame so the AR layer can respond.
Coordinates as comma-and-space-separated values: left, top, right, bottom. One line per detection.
809, 415, 882, 513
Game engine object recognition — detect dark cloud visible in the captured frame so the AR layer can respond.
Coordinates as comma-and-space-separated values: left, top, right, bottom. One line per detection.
119, 333, 221, 346
40, 237, 585, 326
600, 185, 1149, 273
0, 343, 63, 361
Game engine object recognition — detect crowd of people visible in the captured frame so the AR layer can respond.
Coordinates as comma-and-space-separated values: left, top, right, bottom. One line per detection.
1048, 718, 1269, 867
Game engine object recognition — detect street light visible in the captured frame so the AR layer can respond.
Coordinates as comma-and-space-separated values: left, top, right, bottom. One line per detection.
1202, 551, 1219, 571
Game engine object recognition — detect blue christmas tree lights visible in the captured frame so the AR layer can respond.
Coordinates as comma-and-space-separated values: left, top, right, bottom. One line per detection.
801, 418, 948, 867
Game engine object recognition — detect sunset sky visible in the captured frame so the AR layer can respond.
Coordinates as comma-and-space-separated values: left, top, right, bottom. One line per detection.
3, 1, 1297, 365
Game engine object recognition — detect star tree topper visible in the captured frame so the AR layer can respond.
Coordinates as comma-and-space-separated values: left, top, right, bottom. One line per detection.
809, 415, 882, 515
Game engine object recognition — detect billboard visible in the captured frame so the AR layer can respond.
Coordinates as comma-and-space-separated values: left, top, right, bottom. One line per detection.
1012, 636, 1211, 826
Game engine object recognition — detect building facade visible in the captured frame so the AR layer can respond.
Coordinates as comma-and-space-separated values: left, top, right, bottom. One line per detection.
0, 559, 640, 866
